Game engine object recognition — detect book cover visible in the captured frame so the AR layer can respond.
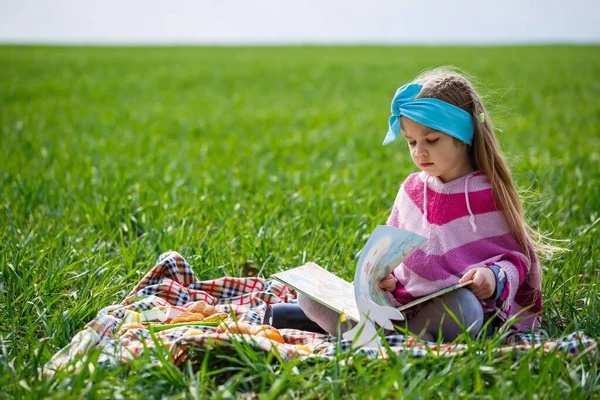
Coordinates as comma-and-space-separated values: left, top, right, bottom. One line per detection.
272, 225, 472, 326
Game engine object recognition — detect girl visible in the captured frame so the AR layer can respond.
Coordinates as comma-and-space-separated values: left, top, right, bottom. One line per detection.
299, 67, 547, 341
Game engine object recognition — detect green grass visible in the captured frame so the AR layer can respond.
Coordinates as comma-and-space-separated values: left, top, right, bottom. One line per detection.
1, 45, 599, 398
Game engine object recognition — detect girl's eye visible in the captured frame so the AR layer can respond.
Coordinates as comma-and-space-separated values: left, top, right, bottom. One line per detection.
408, 141, 416, 147
426, 138, 439, 144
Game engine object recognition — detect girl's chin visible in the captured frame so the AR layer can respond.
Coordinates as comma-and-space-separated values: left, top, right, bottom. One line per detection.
418, 165, 437, 173
420, 169, 444, 180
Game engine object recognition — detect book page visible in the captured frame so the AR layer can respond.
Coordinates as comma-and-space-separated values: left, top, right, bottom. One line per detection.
353, 225, 428, 307
272, 263, 361, 322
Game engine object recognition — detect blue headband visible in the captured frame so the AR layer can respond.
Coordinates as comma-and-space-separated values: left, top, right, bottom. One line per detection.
382, 83, 475, 146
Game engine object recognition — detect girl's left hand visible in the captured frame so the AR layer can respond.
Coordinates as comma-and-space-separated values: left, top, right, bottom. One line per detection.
379, 274, 398, 292
459, 268, 496, 300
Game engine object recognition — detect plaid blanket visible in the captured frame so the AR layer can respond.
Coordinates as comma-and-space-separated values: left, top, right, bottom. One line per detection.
44, 251, 597, 376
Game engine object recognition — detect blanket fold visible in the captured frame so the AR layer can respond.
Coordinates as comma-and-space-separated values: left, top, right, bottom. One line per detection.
44, 251, 596, 376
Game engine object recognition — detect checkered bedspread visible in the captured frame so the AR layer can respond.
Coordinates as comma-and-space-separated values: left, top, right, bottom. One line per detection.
44, 251, 597, 376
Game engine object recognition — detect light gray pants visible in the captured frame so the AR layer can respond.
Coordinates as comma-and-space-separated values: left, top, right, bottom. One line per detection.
298, 288, 484, 341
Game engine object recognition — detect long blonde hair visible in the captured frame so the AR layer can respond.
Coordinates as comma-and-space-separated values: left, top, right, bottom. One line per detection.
412, 67, 560, 263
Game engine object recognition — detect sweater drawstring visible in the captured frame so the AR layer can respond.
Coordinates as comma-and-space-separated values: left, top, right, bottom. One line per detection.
423, 175, 429, 227
465, 174, 478, 233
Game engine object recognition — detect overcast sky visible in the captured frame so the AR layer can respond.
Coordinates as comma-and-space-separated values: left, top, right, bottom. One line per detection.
1, 0, 599, 45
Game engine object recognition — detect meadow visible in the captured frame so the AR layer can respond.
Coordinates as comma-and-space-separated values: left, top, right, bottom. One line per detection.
1, 45, 599, 398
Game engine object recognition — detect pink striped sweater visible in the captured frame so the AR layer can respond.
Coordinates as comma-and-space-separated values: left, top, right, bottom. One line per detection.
387, 171, 542, 332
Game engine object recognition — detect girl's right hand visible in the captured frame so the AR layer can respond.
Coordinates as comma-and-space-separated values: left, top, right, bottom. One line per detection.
379, 274, 397, 292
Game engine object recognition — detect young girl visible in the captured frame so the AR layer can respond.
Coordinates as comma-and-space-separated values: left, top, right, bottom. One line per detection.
299, 67, 546, 341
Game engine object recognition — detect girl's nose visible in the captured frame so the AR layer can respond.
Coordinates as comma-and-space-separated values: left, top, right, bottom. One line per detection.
413, 143, 427, 157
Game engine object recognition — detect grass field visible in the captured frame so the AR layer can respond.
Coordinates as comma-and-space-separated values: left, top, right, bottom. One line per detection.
1, 45, 599, 398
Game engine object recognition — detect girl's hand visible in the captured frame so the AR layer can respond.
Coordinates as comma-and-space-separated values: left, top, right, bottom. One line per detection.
379, 274, 397, 292
459, 268, 496, 300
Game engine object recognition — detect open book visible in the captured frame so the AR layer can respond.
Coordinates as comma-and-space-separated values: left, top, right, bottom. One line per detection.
272, 225, 472, 324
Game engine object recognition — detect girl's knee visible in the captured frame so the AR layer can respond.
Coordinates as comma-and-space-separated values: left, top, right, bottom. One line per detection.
297, 294, 348, 336
446, 288, 484, 335
297, 294, 332, 325
427, 288, 484, 339
297, 294, 320, 318
437, 288, 483, 315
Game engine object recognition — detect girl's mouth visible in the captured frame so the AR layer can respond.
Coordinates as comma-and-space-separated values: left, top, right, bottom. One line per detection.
420, 162, 434, 167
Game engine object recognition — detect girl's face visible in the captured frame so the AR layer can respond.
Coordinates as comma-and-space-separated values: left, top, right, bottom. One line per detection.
401, 117, 473, 183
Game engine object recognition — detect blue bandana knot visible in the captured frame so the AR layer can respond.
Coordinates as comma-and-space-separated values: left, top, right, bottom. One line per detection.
383, 83, 474, 146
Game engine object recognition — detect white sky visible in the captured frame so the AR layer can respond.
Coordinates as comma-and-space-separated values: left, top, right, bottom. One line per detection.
1, 0, 599, 45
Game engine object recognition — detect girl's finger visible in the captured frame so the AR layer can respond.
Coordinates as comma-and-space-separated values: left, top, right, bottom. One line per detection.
459, 269, 476, 283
